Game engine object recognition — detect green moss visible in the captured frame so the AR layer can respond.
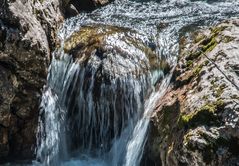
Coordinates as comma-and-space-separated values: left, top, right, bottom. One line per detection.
215, 83, 226, 98
180, 114, 193, 124
186, 37, 217, 61
179, 108, 215, 128
186, 60, 193, 67
211, 26, 226, 36
200, 104, 216, 113
193, 64, 203, 76
201, 37, 217, 53
204, 60, 210, 66
206, 40, 217, 52
64, 25, 130, 53
201, 26, 226, 53
179, 99, 224, 128
185, 25, 225, 63
214, 99, 224, 108
186, 50, 201, 61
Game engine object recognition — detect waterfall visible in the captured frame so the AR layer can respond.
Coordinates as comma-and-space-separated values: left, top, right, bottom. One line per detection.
36, 53, 77, 165
36, 49, 169, 166
36, 45, 157, 165
124, 74, 172, 166
34, 0, 239, 166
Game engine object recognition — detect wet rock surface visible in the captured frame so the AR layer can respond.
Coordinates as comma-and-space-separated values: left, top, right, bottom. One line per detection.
0, 0, 114, 163
63, 24, 168, 77
0, 0, 53, 162
144, 19, 239, 166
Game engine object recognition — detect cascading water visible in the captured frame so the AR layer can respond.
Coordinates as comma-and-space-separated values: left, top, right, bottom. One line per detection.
33, 0, 239, 166
36, 24, 157, 166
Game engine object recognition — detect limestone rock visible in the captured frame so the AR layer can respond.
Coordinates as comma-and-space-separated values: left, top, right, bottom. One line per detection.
0, 0, 63, 163
63, 24, 169, 78
0, 0, 114, 163
144, 19, 239, 166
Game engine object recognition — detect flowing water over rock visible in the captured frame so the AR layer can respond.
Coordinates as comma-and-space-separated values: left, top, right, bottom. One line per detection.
34, 0, 239, 166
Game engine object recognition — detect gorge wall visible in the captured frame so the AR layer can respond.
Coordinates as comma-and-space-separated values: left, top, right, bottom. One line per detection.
144, 19, 239, 166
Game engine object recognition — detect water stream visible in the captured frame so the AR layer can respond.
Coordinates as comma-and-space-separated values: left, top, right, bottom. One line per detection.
15, 0, 239, 166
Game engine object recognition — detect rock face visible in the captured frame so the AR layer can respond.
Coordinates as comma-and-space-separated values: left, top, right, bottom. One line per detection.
144, 19, 239, 166
0, 0, 114, 163
0, 0, 65, 163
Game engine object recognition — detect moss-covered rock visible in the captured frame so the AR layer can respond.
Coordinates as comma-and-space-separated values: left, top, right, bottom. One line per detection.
179, 99, 224, 128
144, 19, 239, 166
63, 24, 170, 77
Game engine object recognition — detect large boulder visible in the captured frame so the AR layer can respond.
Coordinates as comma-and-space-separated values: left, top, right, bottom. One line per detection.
143, 19, 239, 166
56, 24, 170, 153
63, 24, 168, 76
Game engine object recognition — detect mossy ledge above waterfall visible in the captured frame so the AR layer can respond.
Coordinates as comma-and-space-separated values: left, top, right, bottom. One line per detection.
62, 24, 170, 78
143, 19, 239, 166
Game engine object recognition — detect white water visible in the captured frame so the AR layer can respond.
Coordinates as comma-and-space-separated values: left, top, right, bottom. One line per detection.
36, 48, 155, 166
33, 0, 239, 166
36, 51, 168, 166
124, 73, 172, 166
